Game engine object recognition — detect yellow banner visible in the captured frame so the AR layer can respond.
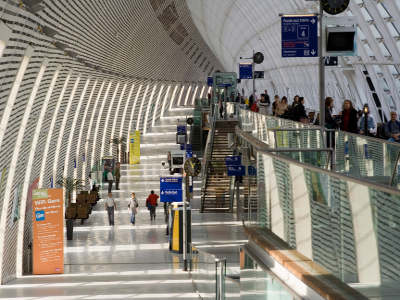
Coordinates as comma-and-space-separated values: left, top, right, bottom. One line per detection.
129, 131, 140, 165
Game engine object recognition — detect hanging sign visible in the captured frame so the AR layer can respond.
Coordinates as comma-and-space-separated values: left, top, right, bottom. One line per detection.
282, 15, 318, 57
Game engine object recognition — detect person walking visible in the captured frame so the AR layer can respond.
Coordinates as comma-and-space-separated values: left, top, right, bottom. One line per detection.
107, 168, 114, 193
146, 190, 159, 221
115, 162, 121, 190
128, 192, 139, 225
105, 192, 117, 226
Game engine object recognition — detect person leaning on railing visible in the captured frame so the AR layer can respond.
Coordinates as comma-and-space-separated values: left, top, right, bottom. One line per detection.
358, 104, 377, 136
339, 99, 358, 134
384, 111, 400, 142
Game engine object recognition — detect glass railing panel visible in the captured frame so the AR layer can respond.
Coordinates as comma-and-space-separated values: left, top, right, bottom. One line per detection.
253, 150, 400, 286
241, 249, 301, 300
238, 106, 400, 189
191, 249, 218, 297
335, 131, 400, 187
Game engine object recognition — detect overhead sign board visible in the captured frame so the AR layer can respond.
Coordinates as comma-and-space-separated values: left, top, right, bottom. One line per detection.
239, 63, 253, 79
282, 16, 318, 58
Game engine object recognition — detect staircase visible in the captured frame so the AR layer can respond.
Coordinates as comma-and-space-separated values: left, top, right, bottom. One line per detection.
201, 120, 237, 212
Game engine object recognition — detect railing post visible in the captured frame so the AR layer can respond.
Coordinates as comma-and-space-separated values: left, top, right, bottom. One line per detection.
216, 258, 226, 300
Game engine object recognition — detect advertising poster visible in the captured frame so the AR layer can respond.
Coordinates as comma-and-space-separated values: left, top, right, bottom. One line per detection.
129, 131, 141, 165
32, 188, 64, 275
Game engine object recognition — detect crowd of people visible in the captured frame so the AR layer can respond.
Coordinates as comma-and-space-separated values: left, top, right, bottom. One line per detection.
235, 90, 400, 142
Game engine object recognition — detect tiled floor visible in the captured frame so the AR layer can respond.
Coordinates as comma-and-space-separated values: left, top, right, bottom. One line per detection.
0, 108, 243, 299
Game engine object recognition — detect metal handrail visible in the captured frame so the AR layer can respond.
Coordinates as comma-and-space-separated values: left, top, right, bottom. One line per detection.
235, 127, 400, 196
200, 104, 218, 211
232, 103, 400, 149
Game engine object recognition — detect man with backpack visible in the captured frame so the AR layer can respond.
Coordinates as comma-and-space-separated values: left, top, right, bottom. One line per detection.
146, 190, 159, 221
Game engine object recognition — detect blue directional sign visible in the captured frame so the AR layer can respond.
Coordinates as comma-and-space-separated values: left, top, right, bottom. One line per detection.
227, 165, 245, 177
160, 189, 183, 203
160, 177, 183, 203
225, 156, 242, 166
248, 166, 257, 176
177, 125, 186, 134
160, 177, 182, 190
282, 16, 318, 58
207, 76, 213, 87
186, 150, 193, 158
239, 63, 253, 79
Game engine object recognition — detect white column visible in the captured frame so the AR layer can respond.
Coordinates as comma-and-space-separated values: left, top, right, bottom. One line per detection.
5, 59, 48, 278
160, 85, 172, 118
0, 20, 12, 58
75, 80, 98, 181
143, 85, 158, 135
290, 164, 313, 259
119, 84, 135, 154
348, 181, 381, 283
17, 65, 61, 276
83, 81, 106, 182
100, 82, 121, 158
168, 85, 179, 112
175, 85, 185, 108
90, 81, 112, 167
63, 78, 91, 180
39, 70, 72, 187
135, 84, 150, 131
183, 85, 192, 106
52, 75, 81, 182
0, 46, 33, 154
126, 85, 142, 152
199, 86, 206, 99
109, 83, 127, 155
151, 84, 165, 128
191, 85, 199, 105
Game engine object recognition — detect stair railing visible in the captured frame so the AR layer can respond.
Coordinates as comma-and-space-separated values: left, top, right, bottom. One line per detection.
200, 103, 218, 212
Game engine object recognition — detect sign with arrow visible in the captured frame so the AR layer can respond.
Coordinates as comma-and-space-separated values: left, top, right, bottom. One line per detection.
160, 189, 182, 203
160, 177, 183, 203
282, 15, 318, 58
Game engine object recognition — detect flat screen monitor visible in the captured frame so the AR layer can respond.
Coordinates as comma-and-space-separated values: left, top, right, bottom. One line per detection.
326, 27, 356, 55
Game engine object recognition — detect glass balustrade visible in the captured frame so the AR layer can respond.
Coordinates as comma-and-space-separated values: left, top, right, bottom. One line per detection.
229, 103, 400, 189
253, 150, 400, 286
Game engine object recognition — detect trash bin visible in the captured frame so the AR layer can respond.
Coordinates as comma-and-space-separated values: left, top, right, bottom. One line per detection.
169, 203, 191, 254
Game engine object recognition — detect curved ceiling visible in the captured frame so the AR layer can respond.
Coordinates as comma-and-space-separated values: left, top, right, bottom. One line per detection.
0, 0, 217, 284
187, 0, 400, 120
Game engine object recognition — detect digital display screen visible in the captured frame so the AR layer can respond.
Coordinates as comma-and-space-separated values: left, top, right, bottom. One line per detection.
327, 32, 355, 52
172, 157, 183, 165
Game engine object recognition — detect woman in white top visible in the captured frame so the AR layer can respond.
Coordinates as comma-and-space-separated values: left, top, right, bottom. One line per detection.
128, 192, 139, 225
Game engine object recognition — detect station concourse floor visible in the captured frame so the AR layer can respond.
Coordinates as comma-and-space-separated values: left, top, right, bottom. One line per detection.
0, 110, 245, 299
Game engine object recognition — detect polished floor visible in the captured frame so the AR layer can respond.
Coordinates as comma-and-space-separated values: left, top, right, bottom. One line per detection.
0, 108, 244, 299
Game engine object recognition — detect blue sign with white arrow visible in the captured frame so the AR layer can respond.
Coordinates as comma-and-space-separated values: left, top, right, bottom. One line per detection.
225, 156, 241, 166
282, 16, 318, 58
227, 165, 245, 176
160, 189, 183, 203
239, 63, 253, 79
160, 177, 183, 203
160, 177, 182, 190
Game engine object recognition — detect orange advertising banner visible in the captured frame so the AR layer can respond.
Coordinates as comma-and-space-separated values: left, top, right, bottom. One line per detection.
32, 188, 64, 275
